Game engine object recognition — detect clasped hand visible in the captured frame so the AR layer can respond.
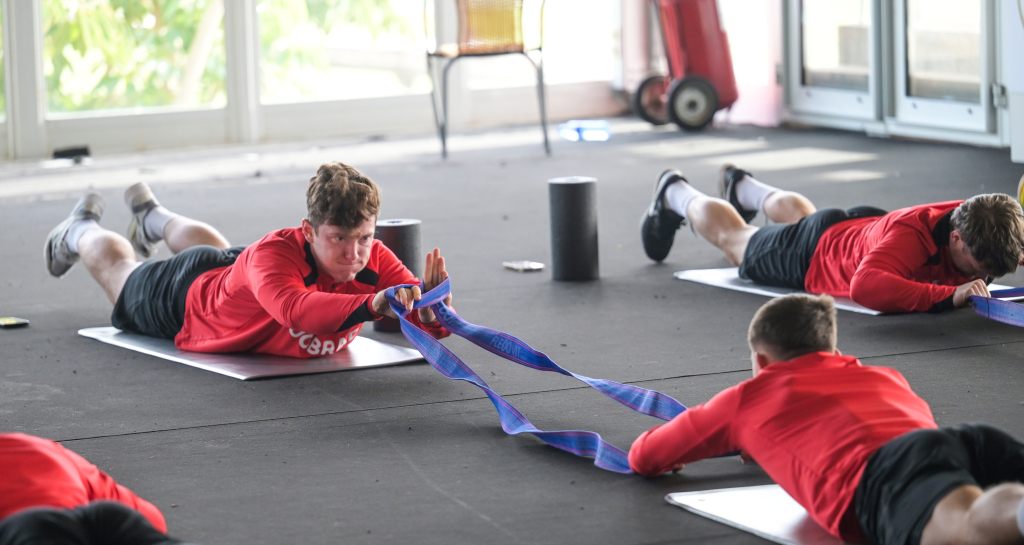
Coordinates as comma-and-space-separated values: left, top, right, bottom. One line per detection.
372, 248, 452, 323
952, 279, 990, 308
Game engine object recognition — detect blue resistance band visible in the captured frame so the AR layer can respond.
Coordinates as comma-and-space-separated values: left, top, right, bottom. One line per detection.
385, 279, 689, 474
971, 287, 1024, 326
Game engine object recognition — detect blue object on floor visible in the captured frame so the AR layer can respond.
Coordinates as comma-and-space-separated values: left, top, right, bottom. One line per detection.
971, 287, 1024, 326
558, 120, 611, 142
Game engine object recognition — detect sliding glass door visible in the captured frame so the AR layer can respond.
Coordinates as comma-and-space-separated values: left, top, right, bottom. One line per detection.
894, 0, 991, 132
787, 0, 876, 120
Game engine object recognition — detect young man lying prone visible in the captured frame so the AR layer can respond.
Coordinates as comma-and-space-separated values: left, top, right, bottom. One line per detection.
641, 165, 1024, 313
45, 162, 451, 357
630, 294, 1024, 545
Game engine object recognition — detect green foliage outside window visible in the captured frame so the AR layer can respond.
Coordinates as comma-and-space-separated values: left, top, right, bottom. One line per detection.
43, 0, 227, 113
258, 0, 411, 100
42, 0, 414, 114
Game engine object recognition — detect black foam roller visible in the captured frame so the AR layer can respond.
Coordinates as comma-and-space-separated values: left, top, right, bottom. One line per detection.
549, 177, 599, 281
374, 219, 422, 332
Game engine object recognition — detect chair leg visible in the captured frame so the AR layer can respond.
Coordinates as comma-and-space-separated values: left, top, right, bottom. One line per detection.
533, 52, 551, 156
427, 54, 447, 159
442, 58, 460, 160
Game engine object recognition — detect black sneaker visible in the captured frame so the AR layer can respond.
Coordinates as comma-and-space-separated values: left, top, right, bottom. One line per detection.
640, 169, 687, 262
718, 164, 757, 224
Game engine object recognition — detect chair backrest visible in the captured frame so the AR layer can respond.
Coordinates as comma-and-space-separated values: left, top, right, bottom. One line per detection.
457, 0, 525, 55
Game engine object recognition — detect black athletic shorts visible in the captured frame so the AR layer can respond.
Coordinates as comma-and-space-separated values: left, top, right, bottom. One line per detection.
739, 206, 887, 289
111, 245, 245, 339
854, 424, 1024, 545
0, 501, 186, 545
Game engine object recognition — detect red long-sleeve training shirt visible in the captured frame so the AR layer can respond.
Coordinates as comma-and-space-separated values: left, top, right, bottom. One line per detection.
0, 433, 166, 532
176, 228, 449, 357
805, 202, 971, 313
629, 352, 937, 542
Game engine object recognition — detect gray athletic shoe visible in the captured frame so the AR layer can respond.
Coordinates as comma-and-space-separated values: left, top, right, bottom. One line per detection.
45, 193, 105, 278
124, 181, 161, 258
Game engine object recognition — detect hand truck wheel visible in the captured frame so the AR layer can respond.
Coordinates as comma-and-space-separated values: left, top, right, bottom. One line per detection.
667, 76, 718, 131
632, 75, 671, 126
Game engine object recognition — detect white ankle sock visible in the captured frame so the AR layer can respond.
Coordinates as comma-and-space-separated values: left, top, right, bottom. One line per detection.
664, 181, 705, 220
142, 205, 178, 242
65, 219, 98, 254
735, 175, 780, 213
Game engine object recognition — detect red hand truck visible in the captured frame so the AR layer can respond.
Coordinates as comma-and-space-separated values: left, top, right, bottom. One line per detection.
632, 0, 739, 130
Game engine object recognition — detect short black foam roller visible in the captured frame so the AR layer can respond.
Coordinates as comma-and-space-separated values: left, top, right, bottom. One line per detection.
374, 219, 422, 332
549, 177, 599, 281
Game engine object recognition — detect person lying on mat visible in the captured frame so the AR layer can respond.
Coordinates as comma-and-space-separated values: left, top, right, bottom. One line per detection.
44, 161, 452, 357
0, 432, 194, 545
630, 293, 1024, 545
640, 165, 1024, 313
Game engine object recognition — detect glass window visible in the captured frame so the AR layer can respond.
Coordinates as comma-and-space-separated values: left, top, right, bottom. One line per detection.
465, 0, 615, 90
905, 0, 980, 103
258, 0, 430, 104
800, 0, 870, 92
42, 0, 227, 114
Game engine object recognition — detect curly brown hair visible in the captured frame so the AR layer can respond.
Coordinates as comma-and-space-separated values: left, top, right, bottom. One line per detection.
951, 194, 1024, 277
306, 162, 380, 232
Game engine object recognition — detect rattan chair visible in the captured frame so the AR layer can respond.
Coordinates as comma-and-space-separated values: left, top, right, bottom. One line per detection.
425, 0, 550, 158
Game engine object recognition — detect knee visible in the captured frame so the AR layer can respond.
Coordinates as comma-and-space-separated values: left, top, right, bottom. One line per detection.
778, 192, 816, 213
765, 192, 816, 223
964, 483, 1024, 531
979, 482, 1024, 509
696, 197, 750, 229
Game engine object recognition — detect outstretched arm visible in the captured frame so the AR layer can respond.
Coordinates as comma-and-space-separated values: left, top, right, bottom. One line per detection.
629, 386, 741, 476
249, 241, 379, 335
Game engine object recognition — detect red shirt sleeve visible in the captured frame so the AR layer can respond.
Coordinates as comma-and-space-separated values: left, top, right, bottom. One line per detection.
406, 311, 451, 339
65, 445, 167, 533
245, 240, 375, 336
849, 225, 957, 313
628, 385, 741, 476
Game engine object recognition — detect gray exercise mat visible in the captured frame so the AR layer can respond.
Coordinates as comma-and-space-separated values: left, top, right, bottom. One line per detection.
675, 267, 1014, 315
78, 327, 424, 380
665, 485, 847, 545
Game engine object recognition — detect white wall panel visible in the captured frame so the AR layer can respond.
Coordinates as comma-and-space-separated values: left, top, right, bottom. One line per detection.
47, 109, 227, 156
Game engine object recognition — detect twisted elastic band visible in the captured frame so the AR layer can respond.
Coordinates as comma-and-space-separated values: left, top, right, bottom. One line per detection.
385, 279, 690, 473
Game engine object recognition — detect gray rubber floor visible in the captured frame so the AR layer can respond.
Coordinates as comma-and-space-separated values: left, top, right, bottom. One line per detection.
3, 119, 1024, 544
